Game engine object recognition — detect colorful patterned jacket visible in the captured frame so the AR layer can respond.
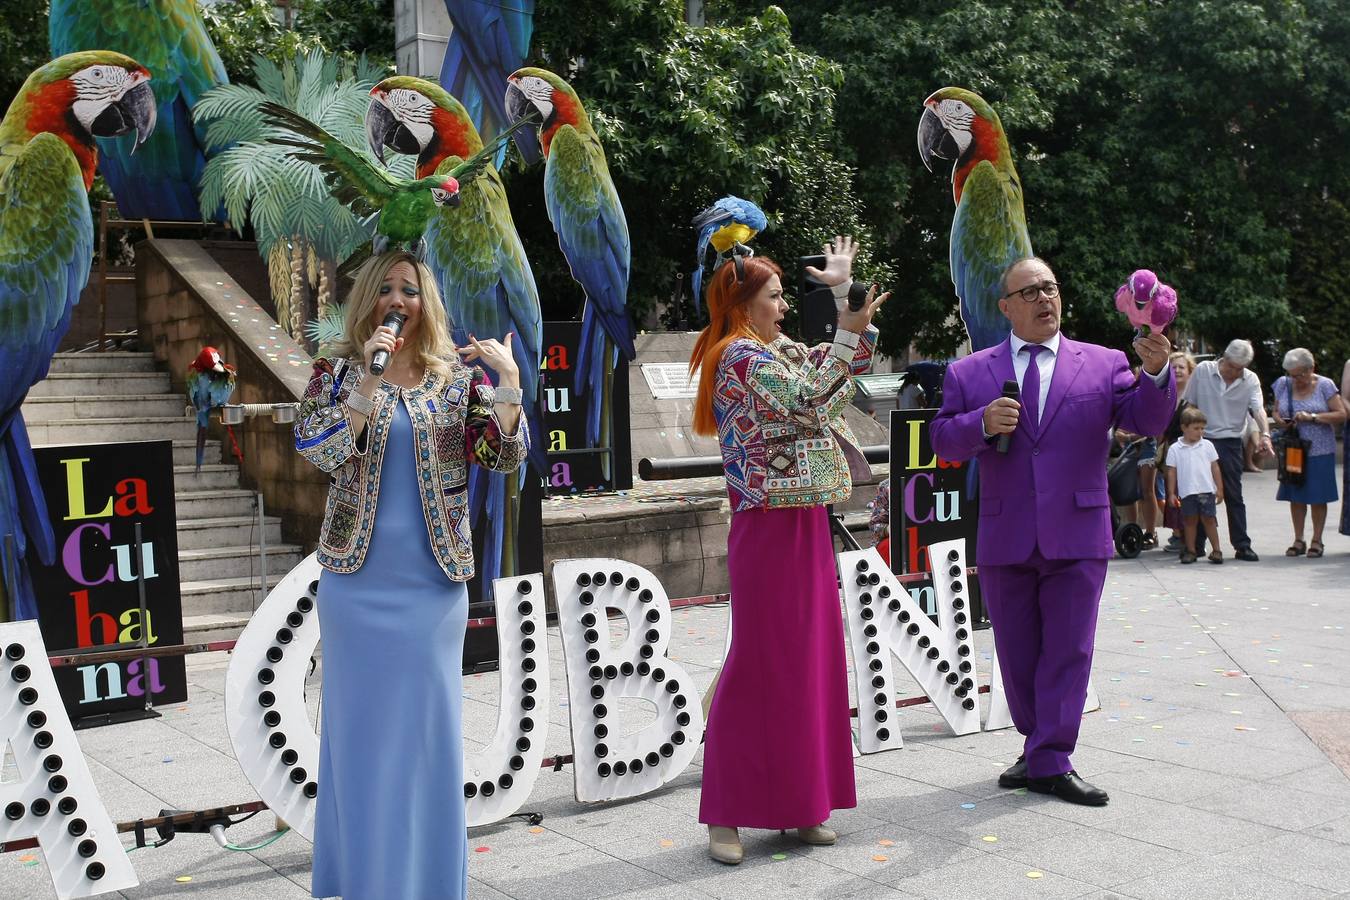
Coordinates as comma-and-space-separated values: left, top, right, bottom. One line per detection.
714, 327, 877, 512
294, 357, 529, 580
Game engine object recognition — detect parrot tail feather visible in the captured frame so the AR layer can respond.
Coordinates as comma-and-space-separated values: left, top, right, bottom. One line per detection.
196, 425, 207, 474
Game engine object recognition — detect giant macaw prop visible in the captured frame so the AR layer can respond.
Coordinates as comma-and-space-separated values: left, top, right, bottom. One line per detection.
186, 345, 238, 473
0, 52, 155, 621
1114, 269, 1178, 338
49, 0, 226, 221
918, 87, 1032, 352
364, 76, 544, 585
506, 67, 635, 453
691, 195, 767, 314
260, 101, 530, 255
439, 0, 536, 165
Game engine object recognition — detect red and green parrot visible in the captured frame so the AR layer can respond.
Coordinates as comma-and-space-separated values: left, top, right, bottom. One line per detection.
918, 87, 1032, 351
1, 51, 156, 621
366, 75, 544, 584
506, 66, 634, 456
49, 0, 227, 221
186, 345, 237, 474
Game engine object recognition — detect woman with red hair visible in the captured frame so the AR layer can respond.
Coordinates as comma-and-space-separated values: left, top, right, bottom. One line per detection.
691, 237, 887, 864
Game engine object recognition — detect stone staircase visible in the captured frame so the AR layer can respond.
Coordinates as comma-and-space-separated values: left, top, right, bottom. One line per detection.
23, 352, 303, 643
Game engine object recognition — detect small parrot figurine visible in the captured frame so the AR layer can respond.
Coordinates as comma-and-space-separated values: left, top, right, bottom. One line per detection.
185, 346, 238, 473
49, 0, 228, 221
261, 101, 533, 253
918, 87, 1032, 352
1114, 269, 1178, 337
506, 66, 635, 453
691, 195, 768, 313
365, 76, 544, 584
1, 51, 156, 620
438, 0, 536, 166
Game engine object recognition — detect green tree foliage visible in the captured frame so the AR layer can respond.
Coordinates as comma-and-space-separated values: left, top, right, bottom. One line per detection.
202, 0, 394, 84
518, 2, 884, 326
0, 0, 50, 112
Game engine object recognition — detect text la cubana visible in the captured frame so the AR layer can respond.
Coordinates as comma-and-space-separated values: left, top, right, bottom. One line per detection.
903, 419, 964, 575
59, 457, 167, 704
540, 341, 576, 489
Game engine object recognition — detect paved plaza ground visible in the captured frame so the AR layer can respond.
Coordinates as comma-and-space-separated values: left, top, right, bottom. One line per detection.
3, 469, 1349, 899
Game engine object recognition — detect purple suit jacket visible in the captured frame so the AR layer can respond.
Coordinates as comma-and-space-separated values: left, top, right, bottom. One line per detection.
930, 336, 1176, 566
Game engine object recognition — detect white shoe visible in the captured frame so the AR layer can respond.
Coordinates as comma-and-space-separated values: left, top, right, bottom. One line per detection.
708, 826, 743, 864
796, 824, 837, 846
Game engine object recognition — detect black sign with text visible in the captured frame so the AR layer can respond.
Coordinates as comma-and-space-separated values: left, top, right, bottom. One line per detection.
30, 441, 187, 722
540, 321, 632, 495
889, 409, 987, 627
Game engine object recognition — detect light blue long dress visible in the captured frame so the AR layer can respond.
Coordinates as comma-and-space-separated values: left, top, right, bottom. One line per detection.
312, 401, 469, 900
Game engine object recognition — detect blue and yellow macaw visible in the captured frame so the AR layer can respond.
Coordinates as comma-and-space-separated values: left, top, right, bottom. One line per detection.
691, 195, 768, 313
367, 76, 543, 583
438, 0, 535, 166
49, 0, 228, 221
917, 87, 1032, 352
506, 67, 634, 454
1, 52, 156, 621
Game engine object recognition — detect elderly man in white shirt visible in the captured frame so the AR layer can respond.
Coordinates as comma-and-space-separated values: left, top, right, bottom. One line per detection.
1180, 339, 1274, 560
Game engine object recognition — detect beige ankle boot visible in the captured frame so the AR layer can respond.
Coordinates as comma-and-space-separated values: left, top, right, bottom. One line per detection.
796, 824, 837, 845
708, 825, 743, 864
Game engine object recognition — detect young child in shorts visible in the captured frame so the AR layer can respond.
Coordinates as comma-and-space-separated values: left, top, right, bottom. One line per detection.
1165, 406, 1225, 564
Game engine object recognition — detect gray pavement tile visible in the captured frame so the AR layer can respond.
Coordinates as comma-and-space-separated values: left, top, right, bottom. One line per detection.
668, 848, 899, 900
784, 823, 984, 882
1088, 758, 1260, 804
1267, 762, 1350, 799
984, 786, 1175, 827
467, 876, 516, 899
1211, 831, 1350, 893
1303, 813, 1350, 846
1113, 859, 1338, 900
1188, 780, 1347, 831
473, 846, 676, 899
882, 846, 1098, 898
992, 827, 1197, 889
1101, 804, 1284, 855
538, 796, 704, 848
898, 798, 1079, 856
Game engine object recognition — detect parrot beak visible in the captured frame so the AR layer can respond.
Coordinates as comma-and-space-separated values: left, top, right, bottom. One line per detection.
365, 96, 422, 164
212, 362, 226, 373
504, 81, 544, 165
91, 76, 157, 151
917, 105, 958, 173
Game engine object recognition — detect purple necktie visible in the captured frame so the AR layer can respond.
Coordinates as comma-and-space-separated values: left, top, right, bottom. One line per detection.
1021, 344, 1047, 435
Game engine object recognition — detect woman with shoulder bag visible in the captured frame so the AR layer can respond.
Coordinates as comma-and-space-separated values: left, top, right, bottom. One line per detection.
1271, 347, 1346, 558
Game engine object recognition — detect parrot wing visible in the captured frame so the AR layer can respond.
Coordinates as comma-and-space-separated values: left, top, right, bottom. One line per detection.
206, 373, 236, 408
949, 159, 1033, 351
0, 133, 94, 594
438, 0, 535, 165
260, 102, 402, 217
424, 160, 545, 473
544, 125, 634, 360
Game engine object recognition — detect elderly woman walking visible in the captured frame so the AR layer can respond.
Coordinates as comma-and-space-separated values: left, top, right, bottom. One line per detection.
1272, 348, 1347, 558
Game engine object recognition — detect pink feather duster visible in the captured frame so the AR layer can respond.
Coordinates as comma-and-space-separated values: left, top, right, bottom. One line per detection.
1113, 269, 1178, 336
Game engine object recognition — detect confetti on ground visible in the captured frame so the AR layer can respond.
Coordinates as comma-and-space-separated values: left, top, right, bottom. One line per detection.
1027, 871, 1044, 879
1013, 788, 1027, 795
659, 839, 674, 848
771, 853, 788, 861
175, 877, 192, 883
474, 846, 490, 853
878, 839, 895, 847
1235, 726, 1256, 732
873, 854, 889, 862
1132, 737, 1145, 743
1194, 682, 1208, 687
18, 855, 34, 862
162, 757, 173, 763
961, 803, 976, 809
529, 827, 544, 834
982, 835, 998, 843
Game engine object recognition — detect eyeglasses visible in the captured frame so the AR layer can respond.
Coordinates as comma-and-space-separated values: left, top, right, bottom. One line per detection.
1003, 280, 1060, 303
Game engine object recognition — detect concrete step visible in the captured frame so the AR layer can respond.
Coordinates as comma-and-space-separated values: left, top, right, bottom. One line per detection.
175, 488, 257, 520
49, 352, 157, 374
175, 515, 283, 550
27, 416, 199, 444
183, 612, 255, 645
27, 372, 173, 398
173, 439, 222, 468
178, 544, 304, 582
22, 394, 187, 423
180, 572, 284, 616
173, 464, 243, 491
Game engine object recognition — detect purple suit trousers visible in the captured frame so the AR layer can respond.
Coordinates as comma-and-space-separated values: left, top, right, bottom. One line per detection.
930, 336, 1175, 777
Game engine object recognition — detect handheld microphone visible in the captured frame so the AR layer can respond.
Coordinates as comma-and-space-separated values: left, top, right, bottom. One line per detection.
847, 281, 871, 312
995, 379, 1020, 454
370, 311, 407, 376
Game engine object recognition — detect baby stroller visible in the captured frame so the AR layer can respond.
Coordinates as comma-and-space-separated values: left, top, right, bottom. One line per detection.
1107, 437, 1148, 559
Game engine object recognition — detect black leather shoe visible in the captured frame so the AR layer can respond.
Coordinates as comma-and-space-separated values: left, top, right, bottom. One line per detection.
1234, 547, 1259, 562
998, 755, 1028, 789
1027, 771, 1109, 806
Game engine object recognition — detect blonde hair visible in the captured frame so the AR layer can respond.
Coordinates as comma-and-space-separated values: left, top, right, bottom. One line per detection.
1169, 350, 1195, 375
337, 251, 456, 378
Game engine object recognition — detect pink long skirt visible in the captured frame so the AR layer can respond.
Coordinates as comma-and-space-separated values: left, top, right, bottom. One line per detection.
698, 505, 857, 829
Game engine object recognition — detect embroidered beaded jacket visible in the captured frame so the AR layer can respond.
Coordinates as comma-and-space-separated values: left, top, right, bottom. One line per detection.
713, 328, 877, 513
294, 357, 529, 580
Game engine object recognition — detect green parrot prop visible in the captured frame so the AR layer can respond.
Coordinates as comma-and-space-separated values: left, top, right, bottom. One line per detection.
49, 0, 227, 220
261, 100, 533, 257
365, 75, 544, 584
918, 87, 1032, 351
1, 51, 156, 620
506, 66, 634, 454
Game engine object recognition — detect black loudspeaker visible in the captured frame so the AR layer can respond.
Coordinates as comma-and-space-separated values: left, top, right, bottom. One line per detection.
798, 255, 837, 346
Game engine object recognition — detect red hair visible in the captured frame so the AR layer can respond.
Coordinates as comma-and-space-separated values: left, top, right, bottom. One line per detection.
689, 255, 784, 436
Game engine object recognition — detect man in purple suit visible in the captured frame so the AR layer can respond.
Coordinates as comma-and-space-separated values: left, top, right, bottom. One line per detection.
930, 257, 1175, 806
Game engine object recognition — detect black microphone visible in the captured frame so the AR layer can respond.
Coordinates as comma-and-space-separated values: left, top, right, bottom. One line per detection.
369, 311, 407, 375
995, 379, 1020, 454
847, 281, 871, 312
